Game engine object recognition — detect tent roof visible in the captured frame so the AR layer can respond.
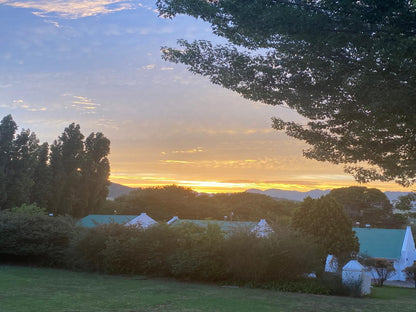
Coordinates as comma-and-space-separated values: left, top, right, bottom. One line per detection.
353, 227, 406, 259
169, 219, 257, 233
77, 215, 138, 228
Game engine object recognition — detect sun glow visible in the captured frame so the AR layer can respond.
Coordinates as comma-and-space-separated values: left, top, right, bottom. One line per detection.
110, 172, 409, 194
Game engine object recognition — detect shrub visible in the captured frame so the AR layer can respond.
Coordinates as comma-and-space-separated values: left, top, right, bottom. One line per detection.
223, 227, 322, 282
363, 257, 395, 287
403, 262, 416, 288
0, 211, 75, 266
74, 223, 180, 275
7, 203, 48, 215
168, 223, 227, 281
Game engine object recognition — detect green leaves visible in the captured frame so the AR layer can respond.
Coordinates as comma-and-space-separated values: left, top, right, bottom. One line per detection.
292, 196, 359, 258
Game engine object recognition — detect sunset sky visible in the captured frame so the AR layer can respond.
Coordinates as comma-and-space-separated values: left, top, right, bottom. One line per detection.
0, 0, 410, 193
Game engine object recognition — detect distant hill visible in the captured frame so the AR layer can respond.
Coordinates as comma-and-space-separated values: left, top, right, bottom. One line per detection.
108, 183, 410, 203
246, 188, 330, 201
246, 188, 410, 203
108, 183, 137, 199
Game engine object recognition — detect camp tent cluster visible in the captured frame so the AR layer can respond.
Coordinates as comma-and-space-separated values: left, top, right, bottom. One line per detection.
77, 214, 273, 237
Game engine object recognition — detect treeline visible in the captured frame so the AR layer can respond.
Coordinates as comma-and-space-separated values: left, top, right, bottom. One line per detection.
102, 184, 406, 228
0, 115, 110, 217
102, 185, 299, 224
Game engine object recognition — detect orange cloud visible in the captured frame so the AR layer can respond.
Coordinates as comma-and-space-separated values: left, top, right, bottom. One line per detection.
1, 0, 135, 19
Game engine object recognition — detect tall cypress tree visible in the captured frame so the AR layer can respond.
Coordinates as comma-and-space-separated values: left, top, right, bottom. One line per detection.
49, 123, 85, 216
30, 142, 51, 208
0, 115, 17, 209
80, 132, 110, 216
5, 129, 39, 209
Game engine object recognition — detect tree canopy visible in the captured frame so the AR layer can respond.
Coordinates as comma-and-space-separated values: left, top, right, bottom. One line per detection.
103, 185, 297, 223
157, 0, 416, 186
0, 115, 110, 218
292, 196, 359, 258
329, 186, 404, 228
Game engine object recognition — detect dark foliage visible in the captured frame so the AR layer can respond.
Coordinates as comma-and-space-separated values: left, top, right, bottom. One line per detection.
0, 211, 75, 266
329, 186, 405, 228
157, 0, 416, 186
292, 196, 359, 259
0, 115, 110, 218
102, 185, 297, 223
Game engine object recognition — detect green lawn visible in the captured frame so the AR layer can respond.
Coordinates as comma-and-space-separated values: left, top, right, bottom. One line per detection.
1, 265, 415, 312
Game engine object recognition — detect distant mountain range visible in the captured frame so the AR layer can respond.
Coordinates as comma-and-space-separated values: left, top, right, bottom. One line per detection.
108, 183, 137, 199
246, 188, 410, 203
108, 183, 410, 203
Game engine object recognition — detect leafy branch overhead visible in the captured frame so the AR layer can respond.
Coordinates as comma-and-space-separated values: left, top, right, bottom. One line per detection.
157, 0, 416, 186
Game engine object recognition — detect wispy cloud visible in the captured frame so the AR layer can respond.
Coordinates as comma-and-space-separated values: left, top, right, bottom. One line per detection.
142, 64, 155, 70
162, 147, 205, 155
158, 158, 286, 170
63, 94, 100, 113
161, 160, 192, 164
0, 99, 47, 112
0, 0, 135, 19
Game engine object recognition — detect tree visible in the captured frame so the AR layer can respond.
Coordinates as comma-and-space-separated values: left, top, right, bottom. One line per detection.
5, 129, 39, 209
0, 115, 40, 210
156, 0, 416, 186
0, 115, 110, 217
0, 115, 17, 209
292, 196, 359, 259
364, 258, 395, 287
30, 143, 51, 209
395, 193, 416, 212
49, 124, 111, 218
80, 132, 111, 215
104, 185, 296, 222
329, 186, 400, 228
403, 262, 416, 288
49, 123, 85, 216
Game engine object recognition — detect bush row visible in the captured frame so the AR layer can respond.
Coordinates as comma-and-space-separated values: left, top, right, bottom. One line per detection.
0, 212, 340, 294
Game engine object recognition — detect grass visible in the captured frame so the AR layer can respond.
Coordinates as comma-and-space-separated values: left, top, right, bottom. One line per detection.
1, 265, 416, 312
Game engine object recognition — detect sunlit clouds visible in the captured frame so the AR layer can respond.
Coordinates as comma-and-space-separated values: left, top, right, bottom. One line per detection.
162, 147, 205, 155
0, 0, 136, 19
1, 1, 410, 194
63, 95, 100, 114
0, 99, 47, 112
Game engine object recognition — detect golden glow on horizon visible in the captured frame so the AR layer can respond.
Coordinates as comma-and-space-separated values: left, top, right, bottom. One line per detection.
110, 173, 410, 194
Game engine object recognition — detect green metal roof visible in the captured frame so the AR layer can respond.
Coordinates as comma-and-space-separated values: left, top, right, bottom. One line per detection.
170, 219, 257, 233
77, 215, 139, 228
353, 227, 406, 259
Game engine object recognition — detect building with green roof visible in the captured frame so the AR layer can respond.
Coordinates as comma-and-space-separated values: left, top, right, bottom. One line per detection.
77, 215, 139, 228
77, 213, 157, 228
353, 226, 416, 281
167, 217, 273, 237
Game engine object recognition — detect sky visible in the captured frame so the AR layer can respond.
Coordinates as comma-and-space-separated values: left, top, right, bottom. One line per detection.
0, 0, 410, 193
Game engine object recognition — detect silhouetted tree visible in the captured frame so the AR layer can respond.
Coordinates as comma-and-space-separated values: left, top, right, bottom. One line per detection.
80, 132, 111, 215
157, 0, 416, 186
329, 186, 400, 228
292, 196, 359, 259
5, 129, 39, 209
30, 143, 51, 208
0, 115, 17, 209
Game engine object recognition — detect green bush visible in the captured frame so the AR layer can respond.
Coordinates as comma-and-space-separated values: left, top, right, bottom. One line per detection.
0, 211, 75, 266
0, 211, 342, 295
74, 223, 180, 275
168, 223, 227, 281
223, 228, 322, 282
